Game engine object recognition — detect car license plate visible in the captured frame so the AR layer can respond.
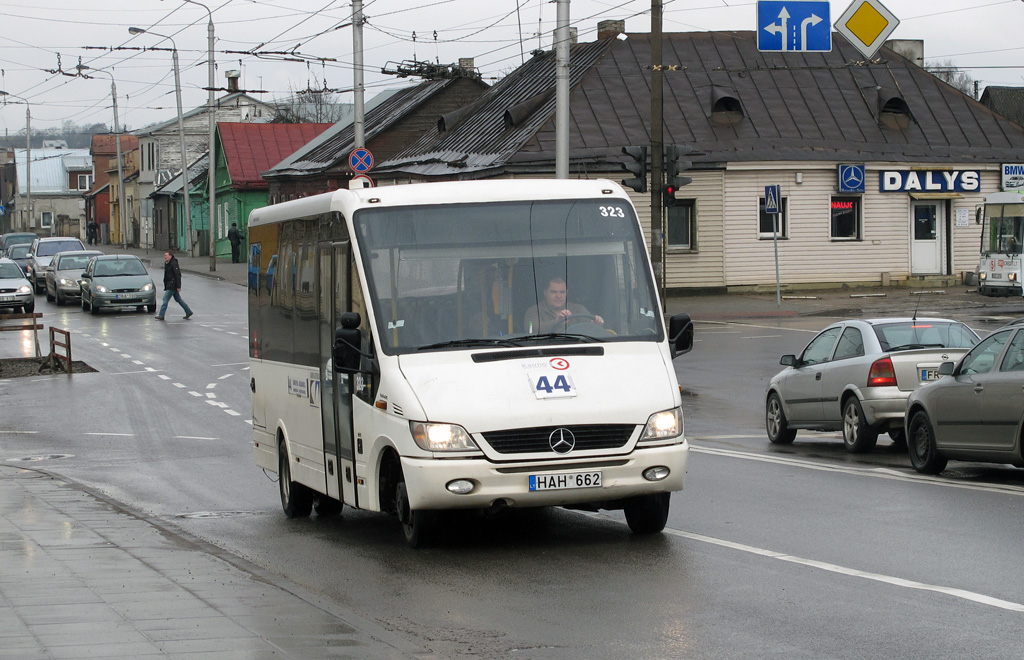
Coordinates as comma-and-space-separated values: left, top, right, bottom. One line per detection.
921, 368, 940, 381
529, 471, 602, 491
0, 295, 13, 302
114, 293, 137, 300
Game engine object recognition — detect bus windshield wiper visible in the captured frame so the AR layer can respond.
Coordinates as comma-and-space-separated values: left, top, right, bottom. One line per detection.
514, 332, 601, 344
417, 338, 522, 351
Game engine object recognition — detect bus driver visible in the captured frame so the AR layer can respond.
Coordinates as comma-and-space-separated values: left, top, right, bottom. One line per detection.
523, 276, 604, 333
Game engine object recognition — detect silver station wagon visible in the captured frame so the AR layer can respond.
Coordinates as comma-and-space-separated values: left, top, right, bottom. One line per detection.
766, 318, 980, 453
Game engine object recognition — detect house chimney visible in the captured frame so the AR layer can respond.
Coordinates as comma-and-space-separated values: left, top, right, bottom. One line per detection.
458, 58, 475, 71
598, 20, 625, 40
884, 39, 924, 67
226, 70, 240, 92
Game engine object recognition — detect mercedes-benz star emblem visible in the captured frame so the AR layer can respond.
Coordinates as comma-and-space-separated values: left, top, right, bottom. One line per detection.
841, 165, 864, 191
548, 428, 576, 454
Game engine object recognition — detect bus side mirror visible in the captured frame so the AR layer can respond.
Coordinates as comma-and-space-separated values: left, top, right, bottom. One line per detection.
668, 313, 693, 359
333, 311, 363, 374
976, 207, 983, 225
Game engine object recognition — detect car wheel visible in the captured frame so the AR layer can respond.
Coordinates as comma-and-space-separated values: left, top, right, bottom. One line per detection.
278, 439, 313, 518
45, 285, 54, 302
55, 290, 65, 306
23, 300, 34, 314
34, 280, 43, 295
842, 397, 878, 453
81, 296, 90, 312
766, 392, 797, 444
89, 299, 99, 315
907, 410, 947, 474
396, 479, 434, 548
888, 428, 907, 449
623, 492, 671, 534
145, 304, 155, 313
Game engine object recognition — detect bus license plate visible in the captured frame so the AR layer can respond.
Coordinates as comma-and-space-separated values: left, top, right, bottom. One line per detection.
529, 471, 602, 492
921, 368, 940, 381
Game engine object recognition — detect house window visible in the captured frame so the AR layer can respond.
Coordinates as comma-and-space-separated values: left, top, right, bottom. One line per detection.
667, 199, 696, 249
831, 196, 862, 240
77, 174, 93, 191
758, 196, 788, 239
41, 211, 53, 229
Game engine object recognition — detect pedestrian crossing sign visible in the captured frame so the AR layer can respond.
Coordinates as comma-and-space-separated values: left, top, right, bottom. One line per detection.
765, 185, 781, 214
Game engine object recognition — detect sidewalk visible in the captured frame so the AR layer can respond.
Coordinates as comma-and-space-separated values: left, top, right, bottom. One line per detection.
0, 464, 427, 660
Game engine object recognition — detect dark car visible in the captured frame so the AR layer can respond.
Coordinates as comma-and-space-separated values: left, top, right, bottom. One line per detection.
0, 232, 37, 254
5, 244, 31, 275
80, 254, 156, 314
26, 236, 86, 293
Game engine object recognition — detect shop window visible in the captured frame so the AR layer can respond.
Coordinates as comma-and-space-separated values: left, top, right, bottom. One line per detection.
41, 211, 53, 229
831, 196, 862, 240
758, 196, 788, 239
667, 199, 696, 250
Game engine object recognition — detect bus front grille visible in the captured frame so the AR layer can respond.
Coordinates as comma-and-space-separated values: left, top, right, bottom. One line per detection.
481, 424, 635, 454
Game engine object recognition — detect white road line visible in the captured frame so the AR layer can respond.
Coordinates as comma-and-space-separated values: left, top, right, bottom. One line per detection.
173, 435, 218, 440
173, 383, 186, 388
0, 431, 39, 435
662, 528, 1024, 613
224, 410, 241, 416
188, 391, 202, 397
132, 360, 144, 365
218, 373, 233, 380
690, 445, 1024, 496
206, 383, 217, 389
83, 433, 135, 437
206, 400, 228, 409
120, 354, 131, 359
205, 392, 217, 399
697, 320, 819, 333
158, 375, 171, 380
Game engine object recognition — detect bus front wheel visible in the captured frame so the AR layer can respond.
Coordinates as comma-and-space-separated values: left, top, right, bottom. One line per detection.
396, 480, 434, 548
623, 492, 670, 534
279, 439, 313, 518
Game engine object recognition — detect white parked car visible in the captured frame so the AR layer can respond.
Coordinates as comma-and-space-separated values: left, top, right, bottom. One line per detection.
766, 318, 980, 452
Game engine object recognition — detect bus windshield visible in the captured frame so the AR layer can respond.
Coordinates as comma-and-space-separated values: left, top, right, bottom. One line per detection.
983, 202, 1024, 255
354, 198, 662, 354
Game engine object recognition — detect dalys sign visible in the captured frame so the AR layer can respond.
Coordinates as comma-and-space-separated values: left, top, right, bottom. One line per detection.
879, 170, 980, 193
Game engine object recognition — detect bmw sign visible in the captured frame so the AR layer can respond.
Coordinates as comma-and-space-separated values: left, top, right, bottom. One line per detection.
837, 164, 866, 193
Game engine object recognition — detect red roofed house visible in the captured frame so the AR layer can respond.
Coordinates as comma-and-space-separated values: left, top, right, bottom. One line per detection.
206, 122, 332, 260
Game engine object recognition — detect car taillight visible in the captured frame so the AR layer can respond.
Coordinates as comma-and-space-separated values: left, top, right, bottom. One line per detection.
868, 357, 897, 387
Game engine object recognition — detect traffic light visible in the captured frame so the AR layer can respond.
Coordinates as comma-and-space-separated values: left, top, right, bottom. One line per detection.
663, 144, 693, 207
621, 146, 648, 193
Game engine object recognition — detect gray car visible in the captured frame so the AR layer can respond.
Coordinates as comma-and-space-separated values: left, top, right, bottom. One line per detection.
0, 257, 35, 313
26, 236, 86, 293
905, 321, 1024, 474
79, 254, 157, 314
5, 244, 31, 275
766, 318, 980, 453
44, 250, 103, 305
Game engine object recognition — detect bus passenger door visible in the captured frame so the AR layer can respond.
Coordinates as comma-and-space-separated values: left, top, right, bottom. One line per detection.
318, 242, 356, 506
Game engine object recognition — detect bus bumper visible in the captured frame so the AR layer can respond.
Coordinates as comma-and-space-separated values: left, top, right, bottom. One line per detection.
399, 440, 688, 511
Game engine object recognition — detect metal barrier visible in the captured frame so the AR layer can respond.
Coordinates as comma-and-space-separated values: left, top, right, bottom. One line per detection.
0, 312, 42, 357
48, 327, 72, 375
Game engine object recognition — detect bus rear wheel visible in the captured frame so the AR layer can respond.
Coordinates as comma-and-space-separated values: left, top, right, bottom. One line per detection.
279, 439, 313, 518
396, 480, 434, 548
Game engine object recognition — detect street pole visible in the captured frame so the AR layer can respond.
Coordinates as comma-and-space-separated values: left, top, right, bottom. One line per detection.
183, 0, 216, 271
353, 0, 364, 148
1, 92, 32, 231
554, 0, 569, 179
650, 0, 665, 307
85, 70, 126, 248
129, 28, 192, 256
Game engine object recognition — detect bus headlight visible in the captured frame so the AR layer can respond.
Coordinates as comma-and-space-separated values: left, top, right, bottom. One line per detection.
410, 422, 477, 451
1009, 273, 1018, 282
979, 271, 987, 281
641, 407, 683, 441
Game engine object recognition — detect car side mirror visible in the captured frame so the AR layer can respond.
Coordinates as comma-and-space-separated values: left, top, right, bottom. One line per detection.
333, 311, 363, 374
668, 313, 693, 359
780, 354, 797, 367
80, 271, 90, 278
938, 361, 955, 376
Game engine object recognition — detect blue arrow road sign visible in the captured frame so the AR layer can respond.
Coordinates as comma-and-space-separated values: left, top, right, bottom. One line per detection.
757, 1, 832, 52
765, 185, 781, 214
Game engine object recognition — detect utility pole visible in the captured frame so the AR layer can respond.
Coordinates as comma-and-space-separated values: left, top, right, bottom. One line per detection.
353, 0, 365, 148
554, 0, 570, 179
650, 0, 665, 306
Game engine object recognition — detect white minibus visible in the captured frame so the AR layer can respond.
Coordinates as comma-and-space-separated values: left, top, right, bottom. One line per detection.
248, 179, 693, 546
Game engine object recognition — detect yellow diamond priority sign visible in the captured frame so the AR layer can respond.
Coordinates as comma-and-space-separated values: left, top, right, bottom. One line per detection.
834, 0, 900, 60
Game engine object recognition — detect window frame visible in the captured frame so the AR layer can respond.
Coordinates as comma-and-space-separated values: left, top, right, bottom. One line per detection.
830, 195, 863, 241
666, 198, 696, 251
758, 196, 788, 239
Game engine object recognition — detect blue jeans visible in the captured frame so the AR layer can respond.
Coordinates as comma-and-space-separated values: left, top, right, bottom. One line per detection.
159, 289, 193, 317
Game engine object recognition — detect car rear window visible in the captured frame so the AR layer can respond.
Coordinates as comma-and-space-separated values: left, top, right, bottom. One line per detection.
0, 262, 24, 279
37, 239, 85, 256
9, 246, 30, 258
58, 255, 94, 270
872, 322, 979, 351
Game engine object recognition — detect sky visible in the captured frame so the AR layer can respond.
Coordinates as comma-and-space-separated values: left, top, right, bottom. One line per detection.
0, 0, 1022, 135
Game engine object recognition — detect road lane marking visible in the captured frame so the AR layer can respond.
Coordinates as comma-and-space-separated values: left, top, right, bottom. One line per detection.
83, 433, 135, 437
697, 320, 819, 333
218, 373, 234, 380
173, 436, 218, 440
661, 527, 1024, 613
690, 444, 1024, 496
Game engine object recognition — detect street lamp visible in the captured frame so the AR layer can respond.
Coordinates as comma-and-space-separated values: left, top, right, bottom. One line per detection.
179, 0, 217, 272
79, 67, 127, 248
129, 27, 193, 256
0, 91, 31, 232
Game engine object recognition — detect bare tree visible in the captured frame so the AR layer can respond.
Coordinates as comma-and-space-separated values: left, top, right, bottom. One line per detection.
925, 59, 976, 98
272, 80, 350, 124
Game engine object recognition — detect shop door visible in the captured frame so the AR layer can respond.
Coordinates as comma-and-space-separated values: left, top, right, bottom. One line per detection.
911, 202, 943, 275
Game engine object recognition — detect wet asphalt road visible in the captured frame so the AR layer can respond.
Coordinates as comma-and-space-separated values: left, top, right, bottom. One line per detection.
2, 274, 1024, 659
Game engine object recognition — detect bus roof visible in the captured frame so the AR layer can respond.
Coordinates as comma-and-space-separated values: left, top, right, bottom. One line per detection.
247, 179, 631, 228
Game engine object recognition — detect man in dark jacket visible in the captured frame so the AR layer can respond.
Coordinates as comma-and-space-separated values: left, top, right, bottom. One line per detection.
227, 222, 242, 263
155, 251, 194, 320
